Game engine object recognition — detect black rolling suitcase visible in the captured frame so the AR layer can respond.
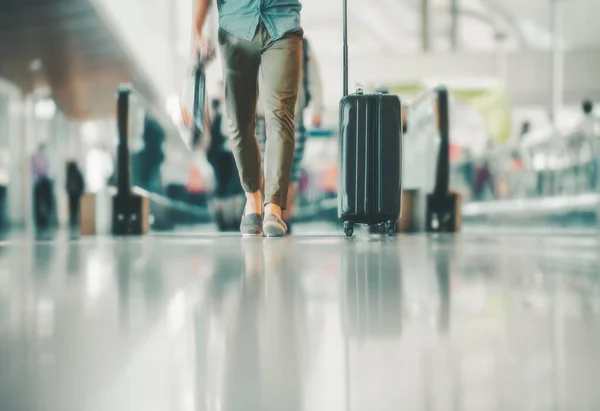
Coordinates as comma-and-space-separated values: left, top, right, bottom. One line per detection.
338, 0, 403, 238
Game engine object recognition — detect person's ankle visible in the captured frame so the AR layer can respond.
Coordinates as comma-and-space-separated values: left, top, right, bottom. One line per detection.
245, 191, 263, 215
265, 203, 282, 218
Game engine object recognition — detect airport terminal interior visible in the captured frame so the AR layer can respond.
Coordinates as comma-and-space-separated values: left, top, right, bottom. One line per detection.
1, 0, 600, 410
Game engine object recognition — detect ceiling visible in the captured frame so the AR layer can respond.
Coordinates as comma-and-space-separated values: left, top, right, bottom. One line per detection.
0, 0, 598, 120
0, 0, 156, 120
302, 0, 600, 58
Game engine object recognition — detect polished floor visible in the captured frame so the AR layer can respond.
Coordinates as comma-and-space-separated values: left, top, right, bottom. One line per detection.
1, 225, 600, 411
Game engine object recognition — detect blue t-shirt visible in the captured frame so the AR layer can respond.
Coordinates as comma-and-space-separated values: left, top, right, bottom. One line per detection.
217, 0, 302, 41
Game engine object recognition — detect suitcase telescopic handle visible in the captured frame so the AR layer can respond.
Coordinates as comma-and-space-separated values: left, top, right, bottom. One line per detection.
342, 0, 349, 97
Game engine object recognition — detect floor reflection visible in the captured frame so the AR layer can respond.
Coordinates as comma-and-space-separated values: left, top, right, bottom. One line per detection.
0, 232, 600, 411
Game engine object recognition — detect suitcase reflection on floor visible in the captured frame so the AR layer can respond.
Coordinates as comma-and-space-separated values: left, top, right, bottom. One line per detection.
341, 239, 457, 409
341, 244, 403, 337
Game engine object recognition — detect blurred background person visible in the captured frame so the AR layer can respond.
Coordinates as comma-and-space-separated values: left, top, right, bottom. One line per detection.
31, 143, 54, 229
474, 158, 496, 201
460, 147, 476, 197
65, 161, 84, 227
207, 98, 232, 198
134, 115, 166, 193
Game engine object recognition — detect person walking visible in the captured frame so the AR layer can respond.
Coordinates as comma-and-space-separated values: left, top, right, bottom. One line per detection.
192, 0, 303, 237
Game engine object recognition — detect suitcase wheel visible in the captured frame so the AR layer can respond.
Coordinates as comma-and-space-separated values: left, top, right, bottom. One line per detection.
344, 222, 354, 238
386, 220, 397, 237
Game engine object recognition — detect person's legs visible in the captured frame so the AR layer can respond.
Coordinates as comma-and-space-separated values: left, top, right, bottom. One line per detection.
36, 179, 51, 228
220, 27, 263, 218
259, 30, 302, 235
33, 183, 40, 227
68, 195, 79, 226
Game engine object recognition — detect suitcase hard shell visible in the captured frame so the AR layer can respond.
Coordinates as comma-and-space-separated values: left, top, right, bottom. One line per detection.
338, 91, 403, 236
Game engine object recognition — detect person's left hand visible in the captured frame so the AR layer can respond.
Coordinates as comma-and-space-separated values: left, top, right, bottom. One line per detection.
191, 37, 216, 66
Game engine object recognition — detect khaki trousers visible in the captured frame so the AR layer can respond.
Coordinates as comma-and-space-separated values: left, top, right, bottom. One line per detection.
219, 22, 303, 209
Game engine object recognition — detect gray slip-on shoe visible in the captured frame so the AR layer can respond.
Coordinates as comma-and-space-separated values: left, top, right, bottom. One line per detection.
240, 213, 263, 237
263, 214, 288, 237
